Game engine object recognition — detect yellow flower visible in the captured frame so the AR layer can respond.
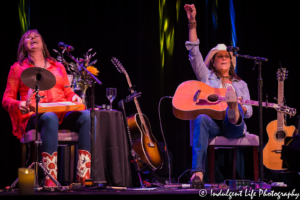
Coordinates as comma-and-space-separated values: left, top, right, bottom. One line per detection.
86, 66, 99, 76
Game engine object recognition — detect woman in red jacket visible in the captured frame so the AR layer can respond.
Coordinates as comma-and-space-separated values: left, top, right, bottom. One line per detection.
2, 29, 91, 186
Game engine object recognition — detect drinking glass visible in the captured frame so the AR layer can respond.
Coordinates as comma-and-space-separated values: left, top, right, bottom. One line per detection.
106, 88, 117, 110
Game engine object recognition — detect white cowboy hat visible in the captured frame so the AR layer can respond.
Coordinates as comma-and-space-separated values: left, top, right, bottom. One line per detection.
204, 44, 236, 69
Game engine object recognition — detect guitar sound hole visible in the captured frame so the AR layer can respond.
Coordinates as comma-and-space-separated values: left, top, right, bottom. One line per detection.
207, 94, 219, 102
276, 131, 286, 140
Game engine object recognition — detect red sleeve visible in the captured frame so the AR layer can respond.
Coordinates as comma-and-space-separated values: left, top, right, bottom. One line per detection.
2, 64, 22, 137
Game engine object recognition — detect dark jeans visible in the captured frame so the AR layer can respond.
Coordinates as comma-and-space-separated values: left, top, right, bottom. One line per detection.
192, 104, 245, 174
26, 110, 91, 155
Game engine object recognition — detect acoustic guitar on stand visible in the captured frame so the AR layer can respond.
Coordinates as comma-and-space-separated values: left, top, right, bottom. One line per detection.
111, 57, 163, 170
263, 67, 296, 171
172, 80, 296, 120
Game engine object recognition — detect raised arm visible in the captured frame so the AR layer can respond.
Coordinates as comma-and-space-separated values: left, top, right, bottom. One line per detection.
184, 4, 210, 82
184, 4, 197, 42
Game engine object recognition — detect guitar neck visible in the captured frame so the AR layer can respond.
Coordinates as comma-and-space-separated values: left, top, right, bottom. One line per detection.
125, 73, 151, 137
277, 80, 284, 131
219, 97, 276, 108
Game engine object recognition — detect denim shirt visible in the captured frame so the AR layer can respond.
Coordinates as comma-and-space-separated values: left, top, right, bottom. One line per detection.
185, 39, 253, 129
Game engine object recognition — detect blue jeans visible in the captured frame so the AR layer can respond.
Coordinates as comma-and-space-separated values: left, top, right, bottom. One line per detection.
25, 110, 91, 154
192, 104, 245, 174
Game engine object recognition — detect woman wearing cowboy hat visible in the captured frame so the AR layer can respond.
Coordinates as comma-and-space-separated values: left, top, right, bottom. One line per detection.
184, 4, 253, 182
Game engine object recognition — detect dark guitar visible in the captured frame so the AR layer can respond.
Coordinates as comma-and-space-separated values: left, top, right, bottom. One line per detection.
172, 80, 296, 120
111, 57, 163, 170
263, 67, 296, 171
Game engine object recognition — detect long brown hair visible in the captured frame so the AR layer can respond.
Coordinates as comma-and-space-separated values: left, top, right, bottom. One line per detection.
208, 52, 241, 81
17, 29, 55, 65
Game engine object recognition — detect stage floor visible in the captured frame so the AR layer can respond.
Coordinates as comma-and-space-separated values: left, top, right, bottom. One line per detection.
1, 184, 299, 200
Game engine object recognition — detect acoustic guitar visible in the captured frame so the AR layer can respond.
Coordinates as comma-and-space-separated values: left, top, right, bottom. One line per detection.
172, 80, 296, 120
111, 57, 163, 170
263, 67, 296, 171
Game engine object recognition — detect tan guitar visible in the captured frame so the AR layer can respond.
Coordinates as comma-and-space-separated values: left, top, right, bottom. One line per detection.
172, 80, 296, 120
263, 68, 296, 171
111, 57, 163, 170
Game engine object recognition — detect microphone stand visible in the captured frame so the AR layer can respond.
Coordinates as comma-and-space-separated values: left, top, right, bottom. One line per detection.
233, 51, 268, 187
66, 51, 102, 183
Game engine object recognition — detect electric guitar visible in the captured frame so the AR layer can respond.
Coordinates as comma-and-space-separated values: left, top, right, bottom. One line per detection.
172, 80, 296, 120
263, 67, 296, 171
111, 57, 163, 170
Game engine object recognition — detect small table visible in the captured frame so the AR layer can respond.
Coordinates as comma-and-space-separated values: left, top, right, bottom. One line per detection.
92, 110, 132, 187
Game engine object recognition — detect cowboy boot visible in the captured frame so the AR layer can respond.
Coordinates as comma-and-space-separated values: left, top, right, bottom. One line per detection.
77, 150, 91, 185
41, 152, 58, 187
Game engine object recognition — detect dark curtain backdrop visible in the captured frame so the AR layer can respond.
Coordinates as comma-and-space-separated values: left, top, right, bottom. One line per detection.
1, 0, 299, 188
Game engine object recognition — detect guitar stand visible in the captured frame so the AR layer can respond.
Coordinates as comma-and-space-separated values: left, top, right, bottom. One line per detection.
131, 149, 165, 185
118, 98, 164, 188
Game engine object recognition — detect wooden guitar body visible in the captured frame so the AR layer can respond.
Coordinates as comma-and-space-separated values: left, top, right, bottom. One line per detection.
172, 80, 227, 120
111, 57, 163, 171
263, 120, 295, 171
127, 113, 163, 170
172, 80, 296, 120
263, 67, 296, 171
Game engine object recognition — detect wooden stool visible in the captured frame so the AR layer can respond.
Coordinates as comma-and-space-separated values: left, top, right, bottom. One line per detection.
20, 129, 78, 184
208, 134, 259, 182
190, 120, 259, 183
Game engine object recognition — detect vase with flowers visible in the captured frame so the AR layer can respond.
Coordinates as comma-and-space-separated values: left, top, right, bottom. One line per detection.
53, 48, 99, 109
73, 49, 99, 108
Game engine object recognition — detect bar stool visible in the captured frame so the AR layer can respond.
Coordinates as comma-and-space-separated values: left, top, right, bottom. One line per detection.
190, 120, 259, 183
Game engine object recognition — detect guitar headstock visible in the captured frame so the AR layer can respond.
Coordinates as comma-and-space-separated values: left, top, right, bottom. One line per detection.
273, 104, 297, 116
276, 67, 288, 81
111, 57, 127, 75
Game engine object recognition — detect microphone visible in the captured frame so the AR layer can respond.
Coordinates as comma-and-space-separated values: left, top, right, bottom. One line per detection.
58, 42, 75, 51
227, 46, 239, 52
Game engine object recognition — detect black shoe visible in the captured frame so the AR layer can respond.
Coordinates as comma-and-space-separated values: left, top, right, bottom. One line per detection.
189, 174, 204, 189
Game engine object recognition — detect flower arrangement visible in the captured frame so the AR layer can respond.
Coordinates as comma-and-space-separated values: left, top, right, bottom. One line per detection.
69, 49, 99, 91
53, 48, 99, 108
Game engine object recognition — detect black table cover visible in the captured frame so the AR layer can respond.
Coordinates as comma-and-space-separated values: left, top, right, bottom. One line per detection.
92, 110, 132, 187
